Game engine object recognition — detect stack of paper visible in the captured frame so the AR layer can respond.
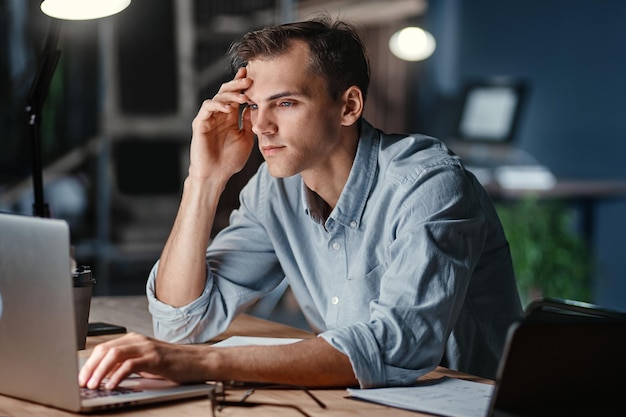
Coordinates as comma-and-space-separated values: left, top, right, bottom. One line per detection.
348, 377, 494, 417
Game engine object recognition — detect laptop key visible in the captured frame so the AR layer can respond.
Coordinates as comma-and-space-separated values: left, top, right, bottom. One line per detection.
80, 385, 143, 399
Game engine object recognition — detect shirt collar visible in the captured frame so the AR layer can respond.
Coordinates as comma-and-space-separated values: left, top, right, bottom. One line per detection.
302, 119, 380, 228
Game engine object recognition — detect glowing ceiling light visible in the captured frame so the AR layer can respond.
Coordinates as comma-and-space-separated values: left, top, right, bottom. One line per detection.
389, 26, 436, 62
41, 0, 131, 20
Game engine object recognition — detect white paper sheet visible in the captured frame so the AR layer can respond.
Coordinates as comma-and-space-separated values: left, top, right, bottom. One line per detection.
212, 336, 303, 347
348, 377, 494, 417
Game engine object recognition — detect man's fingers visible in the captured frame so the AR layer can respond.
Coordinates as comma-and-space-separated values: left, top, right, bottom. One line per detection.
215, 69, 250, 96
85, 345, 130, 389
190, 69, 252, 143
207, 91, 249, 114
79, 333, 151, 390
193, 92, 248, 130
79, 341, 111, 387
103, 356, 146, 390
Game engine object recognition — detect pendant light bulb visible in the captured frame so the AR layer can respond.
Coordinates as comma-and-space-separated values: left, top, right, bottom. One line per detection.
41, 0, 131, 20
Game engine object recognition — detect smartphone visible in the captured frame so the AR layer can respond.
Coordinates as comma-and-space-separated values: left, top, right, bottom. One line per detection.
87, 322, 127, 336
238, 102, 249, 130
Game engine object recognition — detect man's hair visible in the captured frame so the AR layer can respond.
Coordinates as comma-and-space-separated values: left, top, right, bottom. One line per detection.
228, 16, 370, 102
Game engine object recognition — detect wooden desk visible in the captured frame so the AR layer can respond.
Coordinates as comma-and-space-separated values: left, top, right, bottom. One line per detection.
483, 179, 626, 200
0, 296, 490, 416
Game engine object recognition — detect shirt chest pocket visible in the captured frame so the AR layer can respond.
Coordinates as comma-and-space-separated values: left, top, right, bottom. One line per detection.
331, 263, 388, 327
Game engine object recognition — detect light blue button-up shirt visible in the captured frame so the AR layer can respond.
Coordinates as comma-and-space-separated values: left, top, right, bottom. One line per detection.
146, 119, 522, 388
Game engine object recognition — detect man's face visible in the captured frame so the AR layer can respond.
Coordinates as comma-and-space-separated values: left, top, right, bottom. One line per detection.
244, 41, 347, 179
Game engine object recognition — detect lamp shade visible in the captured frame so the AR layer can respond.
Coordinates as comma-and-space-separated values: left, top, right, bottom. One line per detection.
389, 26, 436, 61
41, 0, 130, 20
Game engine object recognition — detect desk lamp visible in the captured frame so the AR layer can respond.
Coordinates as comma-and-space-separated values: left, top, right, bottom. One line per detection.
26, 0, 131, 217
26, 0, 131, 347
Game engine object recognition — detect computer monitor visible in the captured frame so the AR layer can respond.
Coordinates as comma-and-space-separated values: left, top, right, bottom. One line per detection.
455, 78, 528, 144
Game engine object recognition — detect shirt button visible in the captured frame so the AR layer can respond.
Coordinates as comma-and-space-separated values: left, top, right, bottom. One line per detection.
331, 296, 339, 305
350, 221, 357, 228
332, 242, 341, 250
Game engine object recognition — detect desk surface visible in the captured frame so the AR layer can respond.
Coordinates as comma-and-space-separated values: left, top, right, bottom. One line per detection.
0, 296, 490, 417
484, 178, 626, 200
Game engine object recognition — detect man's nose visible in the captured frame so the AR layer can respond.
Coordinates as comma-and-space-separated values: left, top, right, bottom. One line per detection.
251, 107, 277, 136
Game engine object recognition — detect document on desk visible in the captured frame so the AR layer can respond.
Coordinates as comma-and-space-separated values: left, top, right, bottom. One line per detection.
348, 377, 494, 417
212, 336, 303, 347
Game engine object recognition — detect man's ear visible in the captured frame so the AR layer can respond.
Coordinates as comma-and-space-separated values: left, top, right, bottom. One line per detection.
341, 86, 364, 126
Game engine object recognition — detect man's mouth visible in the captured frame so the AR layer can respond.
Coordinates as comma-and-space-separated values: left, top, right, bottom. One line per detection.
261, 145, 285, 156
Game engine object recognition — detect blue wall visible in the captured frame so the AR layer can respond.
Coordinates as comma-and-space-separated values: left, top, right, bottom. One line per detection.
418, 0, 626, 310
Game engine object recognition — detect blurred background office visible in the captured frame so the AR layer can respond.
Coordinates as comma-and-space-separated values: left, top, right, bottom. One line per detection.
1, 0, 625, 321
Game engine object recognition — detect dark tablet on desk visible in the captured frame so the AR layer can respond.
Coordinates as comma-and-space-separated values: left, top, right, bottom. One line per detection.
488, 315, 626, 416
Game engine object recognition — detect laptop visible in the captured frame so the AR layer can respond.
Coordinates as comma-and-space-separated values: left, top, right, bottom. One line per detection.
488, 302, 626, 416
0, 212, 213, 412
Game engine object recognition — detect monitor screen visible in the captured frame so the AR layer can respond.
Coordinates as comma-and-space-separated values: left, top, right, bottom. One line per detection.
456, 80, 527, 143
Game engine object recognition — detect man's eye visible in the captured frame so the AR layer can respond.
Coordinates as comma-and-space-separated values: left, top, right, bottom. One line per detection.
248, 104, 258, 110
279, 101, 293, 107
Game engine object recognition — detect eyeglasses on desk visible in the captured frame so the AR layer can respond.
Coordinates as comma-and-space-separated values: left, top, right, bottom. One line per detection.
208, 381, 327, 417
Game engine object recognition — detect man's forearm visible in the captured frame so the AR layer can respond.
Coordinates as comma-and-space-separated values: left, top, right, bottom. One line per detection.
80, 332, 358, 390
155, 176, 227, 307
202, 337, 358, 387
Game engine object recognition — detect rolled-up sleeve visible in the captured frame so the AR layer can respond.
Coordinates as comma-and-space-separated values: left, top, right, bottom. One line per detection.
146, 262, 228, 343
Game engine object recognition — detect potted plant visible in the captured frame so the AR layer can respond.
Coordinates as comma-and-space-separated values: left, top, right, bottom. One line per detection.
495, 197, 594, 306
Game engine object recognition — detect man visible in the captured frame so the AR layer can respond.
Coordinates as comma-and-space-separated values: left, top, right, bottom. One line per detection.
79, 17, 522, 391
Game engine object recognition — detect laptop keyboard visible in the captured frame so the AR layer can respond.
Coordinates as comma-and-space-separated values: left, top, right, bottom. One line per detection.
80, 385, 143, 399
